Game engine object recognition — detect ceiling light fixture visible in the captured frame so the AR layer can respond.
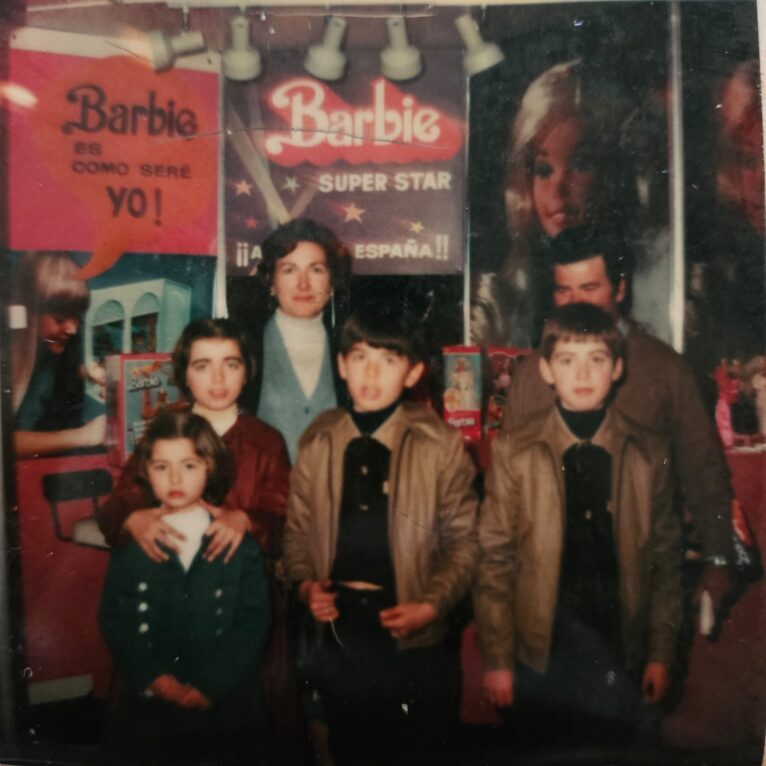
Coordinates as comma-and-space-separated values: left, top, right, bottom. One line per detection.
381, 16, 422, 82
304, 15, 347, 82
147, 29, 206, 72
454, 13, 504, 76
222, 13, 261, 81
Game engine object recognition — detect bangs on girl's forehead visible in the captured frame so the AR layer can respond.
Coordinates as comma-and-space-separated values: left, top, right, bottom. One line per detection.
35, 255, 90, 315
42, 290, 90, 317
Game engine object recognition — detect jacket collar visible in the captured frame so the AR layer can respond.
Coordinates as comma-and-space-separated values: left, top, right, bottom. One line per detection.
512, 405, 653, 517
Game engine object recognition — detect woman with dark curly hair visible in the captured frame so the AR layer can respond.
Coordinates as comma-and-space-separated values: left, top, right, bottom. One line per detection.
249, 218, 350, 463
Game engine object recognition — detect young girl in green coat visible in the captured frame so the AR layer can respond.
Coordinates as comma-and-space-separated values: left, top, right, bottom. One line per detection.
99, 408, 271, 765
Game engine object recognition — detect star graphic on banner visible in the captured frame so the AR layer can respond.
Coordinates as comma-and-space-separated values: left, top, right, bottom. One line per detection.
342, 202, 365, 223
409, 221, 425, 234
245, 217, 259, 230
235, 179, 253, 196
282, 176, 300, 193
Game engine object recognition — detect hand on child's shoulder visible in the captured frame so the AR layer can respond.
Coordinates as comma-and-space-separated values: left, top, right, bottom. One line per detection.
125, 508, 185, 563
201, 503, 251, 563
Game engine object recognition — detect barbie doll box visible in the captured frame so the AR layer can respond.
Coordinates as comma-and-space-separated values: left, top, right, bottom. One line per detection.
105, 354, 183, 467
443, 346, 482, 443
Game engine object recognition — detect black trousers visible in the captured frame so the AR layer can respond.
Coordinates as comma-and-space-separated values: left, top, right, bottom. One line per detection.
105, 680, 267, 766
313, 587, 460, 766
504, 608, 660, 751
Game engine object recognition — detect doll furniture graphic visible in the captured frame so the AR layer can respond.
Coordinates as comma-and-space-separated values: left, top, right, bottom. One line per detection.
84, 279, 191, 365
43, 468, 112, 550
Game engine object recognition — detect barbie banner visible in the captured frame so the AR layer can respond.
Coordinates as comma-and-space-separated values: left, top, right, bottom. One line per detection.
226, 50, 466, 276
8, 29, 220, 280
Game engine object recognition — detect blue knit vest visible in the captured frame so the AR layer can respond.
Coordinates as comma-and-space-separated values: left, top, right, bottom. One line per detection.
257, 316, 337, 463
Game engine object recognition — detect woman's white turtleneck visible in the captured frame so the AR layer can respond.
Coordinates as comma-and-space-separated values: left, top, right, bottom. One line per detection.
275, 308, 327, 398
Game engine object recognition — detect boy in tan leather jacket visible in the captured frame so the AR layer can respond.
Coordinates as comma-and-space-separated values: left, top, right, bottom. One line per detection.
474, 303, 682, 746
284, 300, 479, 765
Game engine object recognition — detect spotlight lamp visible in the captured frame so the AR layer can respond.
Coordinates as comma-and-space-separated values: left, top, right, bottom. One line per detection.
381, 16, 422, 82
148, 29, 206, 72
454, 13, 504, 76
304, 16, 348, 82
223, 13, 262, 81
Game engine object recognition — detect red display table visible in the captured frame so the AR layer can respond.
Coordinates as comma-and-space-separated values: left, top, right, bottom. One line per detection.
663, 450, 766, 747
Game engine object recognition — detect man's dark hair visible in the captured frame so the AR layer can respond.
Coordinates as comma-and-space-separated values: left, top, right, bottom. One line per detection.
548, 227, 634, 299
541, 302, 625, 362
134, 408, 235, 506
172, 317, 254, 402
339, 295, 425, 364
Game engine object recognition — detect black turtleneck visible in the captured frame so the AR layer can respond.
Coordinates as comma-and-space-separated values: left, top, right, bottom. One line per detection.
331, 400, 401, 594
349, 398, 401, 436
558, 403, 606, 441
556, 403, 620, 652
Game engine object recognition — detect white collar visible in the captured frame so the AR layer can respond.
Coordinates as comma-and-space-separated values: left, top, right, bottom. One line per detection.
275, 308, 325, 338
161, 505, 210, 571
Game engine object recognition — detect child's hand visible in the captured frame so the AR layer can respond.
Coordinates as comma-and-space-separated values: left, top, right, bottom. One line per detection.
125, 509, 186, 563
148, 674, 189, 704
177, 686, 212, 710
379, 602, 436, 639
300, 579, 339, 622
641, 662, 669, 703
483, 669, 514, 708
201, 504, 251, 563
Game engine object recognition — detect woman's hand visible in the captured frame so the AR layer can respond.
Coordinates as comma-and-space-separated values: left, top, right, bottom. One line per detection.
80, 414, 106, 447
300, 579, 339, 622
14, 414, 107, 458
201, 504, 251, 563
124, 508, 185, 563
379, 602, 437, 639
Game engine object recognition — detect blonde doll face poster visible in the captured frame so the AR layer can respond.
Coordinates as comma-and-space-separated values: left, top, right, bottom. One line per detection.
0, 1, 764, 764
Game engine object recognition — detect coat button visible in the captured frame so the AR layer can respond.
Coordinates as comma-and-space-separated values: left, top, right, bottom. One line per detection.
138, 582, 148, 592
138, 623, 149, 634
214, 589, 223, 598
216, 608, 223, 616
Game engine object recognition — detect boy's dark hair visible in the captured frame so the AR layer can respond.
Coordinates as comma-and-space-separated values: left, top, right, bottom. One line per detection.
541, 303, 625, 362
258, 218, 350, 301
134, 408, 235, 506
172, 318, 254, 402
339, 297, 425, 364
548, 227, 635, 310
